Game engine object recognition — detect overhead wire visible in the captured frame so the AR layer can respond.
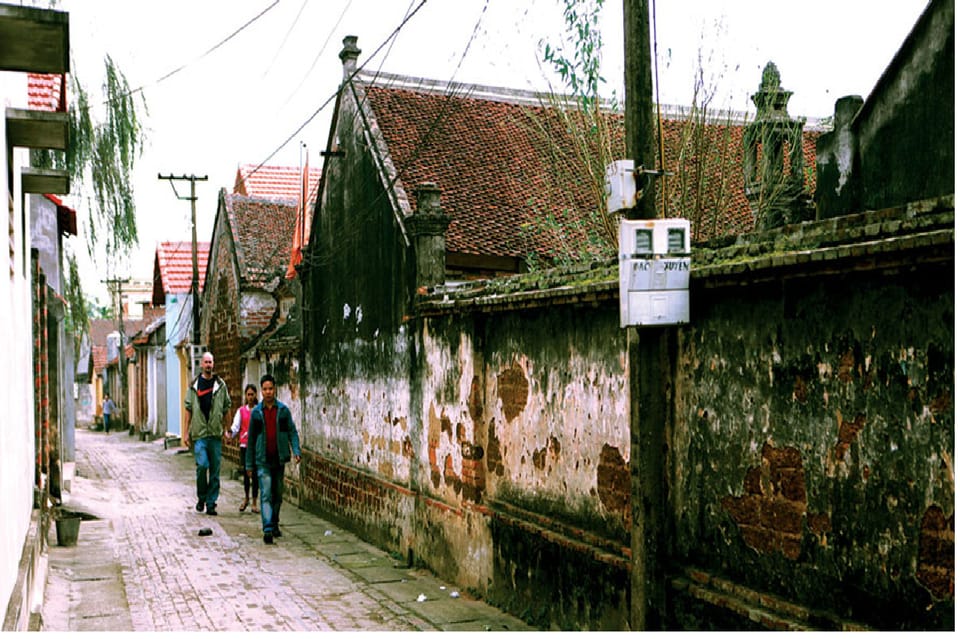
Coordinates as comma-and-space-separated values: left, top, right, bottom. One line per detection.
303, 0, 427, 229
241, 0, 430, 185
281, 0, 353, 107
261, 0, 310, 79
119, 1, 280, 103
299, 0, 491, 276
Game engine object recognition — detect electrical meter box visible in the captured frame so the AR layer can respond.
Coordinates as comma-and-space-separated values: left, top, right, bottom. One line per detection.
605, 159, 637, 214
619, 218, 691, 327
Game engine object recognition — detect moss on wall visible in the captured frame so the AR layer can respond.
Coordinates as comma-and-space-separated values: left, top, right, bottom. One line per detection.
673, 263, 954, 629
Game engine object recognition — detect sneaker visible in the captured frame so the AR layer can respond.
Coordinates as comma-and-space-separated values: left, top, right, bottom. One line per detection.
273, 527, 282, 538
206, 506, 218, 516
263, 533, 273, 544
196, 501, 204, 513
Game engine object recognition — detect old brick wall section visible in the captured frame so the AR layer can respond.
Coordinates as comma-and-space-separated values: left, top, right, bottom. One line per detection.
673, 257, 953, 629
203, 218, 243, 463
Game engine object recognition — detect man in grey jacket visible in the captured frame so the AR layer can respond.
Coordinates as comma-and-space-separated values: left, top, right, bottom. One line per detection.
246, 373, 301, 544
184, 351, 231, 516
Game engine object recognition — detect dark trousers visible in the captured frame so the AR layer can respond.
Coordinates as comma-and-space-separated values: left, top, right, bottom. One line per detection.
239, 446, 258, 500
103, 414, 112, 432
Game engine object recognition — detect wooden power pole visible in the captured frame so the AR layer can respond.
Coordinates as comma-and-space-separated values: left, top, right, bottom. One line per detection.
103, 277, 130, 431
624, 0, 658, 220
158, 174, 208, 348
623, 0, 669, 630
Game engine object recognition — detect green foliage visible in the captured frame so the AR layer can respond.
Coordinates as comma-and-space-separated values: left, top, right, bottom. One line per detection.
29, 51, 147, 346
31, 56, 147, 262
522, 0, 617, 271
541, 0, 606, 111
521, 201, 615, 270
62, 250, 89, 359
85, 55, 147, 259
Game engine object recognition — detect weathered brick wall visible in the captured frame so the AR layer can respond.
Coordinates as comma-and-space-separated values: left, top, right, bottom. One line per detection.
299, 76, 419, 551
299, 447, 415, 551
202, 208, 243, 464
671, 258, 954, 629
297, 57, 954, 630
413, 306, 632, 628
660, 200, 955, 629
239, 291, 276, 343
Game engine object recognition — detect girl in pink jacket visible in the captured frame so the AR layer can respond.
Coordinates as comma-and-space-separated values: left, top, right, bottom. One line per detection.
230, 384, 260, 512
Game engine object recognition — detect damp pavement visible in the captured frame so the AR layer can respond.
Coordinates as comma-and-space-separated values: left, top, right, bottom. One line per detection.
40, 428, 535, 632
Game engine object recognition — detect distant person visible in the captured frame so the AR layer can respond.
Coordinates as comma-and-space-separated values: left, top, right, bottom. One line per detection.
246, 374, 301, 544
102, 393, 116, 433
184, 351, 231, 516
230, 383, 260, 513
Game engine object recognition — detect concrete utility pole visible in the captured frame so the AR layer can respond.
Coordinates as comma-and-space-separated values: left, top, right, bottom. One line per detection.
158, 174, 208, 347
623, 0, 668, 630
103, 277, 130, 431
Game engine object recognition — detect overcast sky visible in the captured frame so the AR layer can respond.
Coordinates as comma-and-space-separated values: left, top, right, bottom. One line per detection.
57, 0, 931, 303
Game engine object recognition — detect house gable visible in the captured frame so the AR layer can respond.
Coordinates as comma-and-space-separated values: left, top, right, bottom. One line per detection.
816, 0, 954, 216
152, 240, 210, 306
234, 163, 321, 205
202, 189, 301, 398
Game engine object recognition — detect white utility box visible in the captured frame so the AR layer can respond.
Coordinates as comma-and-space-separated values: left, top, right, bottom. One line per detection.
619, 218, 691, 327
605, 159, 637, 214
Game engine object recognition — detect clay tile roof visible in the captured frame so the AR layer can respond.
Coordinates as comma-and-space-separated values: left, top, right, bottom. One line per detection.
234, 164, 322, 206
90, 315, 159, 372
132, 313, 165, 345
27, 73, 65, 112
225, 193, 298, 287
89, 318, 115, 374
153, 241, 210, 303
360, 73, 821, 255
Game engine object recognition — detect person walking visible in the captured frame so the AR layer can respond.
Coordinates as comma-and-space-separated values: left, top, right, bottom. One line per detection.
102, 393, 116, 433
183, 351, 231, 516
229, 383, 260, 513
246, 373, 301, 544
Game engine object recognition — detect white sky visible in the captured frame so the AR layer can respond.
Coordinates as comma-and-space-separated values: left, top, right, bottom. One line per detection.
57, 0, 931, 304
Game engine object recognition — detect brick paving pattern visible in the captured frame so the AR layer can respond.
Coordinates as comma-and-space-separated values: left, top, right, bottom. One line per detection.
41, 428, 533, 632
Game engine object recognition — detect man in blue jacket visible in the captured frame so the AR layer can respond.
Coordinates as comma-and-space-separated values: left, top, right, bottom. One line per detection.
246, 373, 301, 544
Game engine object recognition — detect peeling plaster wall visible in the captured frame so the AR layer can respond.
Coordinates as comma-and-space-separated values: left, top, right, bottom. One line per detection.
672, 265, 954, 629
238, 290, 276, 343
303, 335, 412, 476
417, 306, 631, 629
298, 62, 953, 630
419, 310, 630, 527
300, 76, 418, 553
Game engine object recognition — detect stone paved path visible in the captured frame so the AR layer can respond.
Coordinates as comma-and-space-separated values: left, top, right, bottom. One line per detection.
41, 428, 533, 632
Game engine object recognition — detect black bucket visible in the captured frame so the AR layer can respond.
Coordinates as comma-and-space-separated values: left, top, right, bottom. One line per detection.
55, 516, 81, 546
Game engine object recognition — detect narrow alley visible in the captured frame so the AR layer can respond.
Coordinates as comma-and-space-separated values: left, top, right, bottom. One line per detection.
41, 428, 534, 632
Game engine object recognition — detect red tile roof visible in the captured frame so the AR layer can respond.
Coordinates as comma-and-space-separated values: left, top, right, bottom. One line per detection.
91, 314, 162, 373
234, 164, 322, 205
358, 73, 821, 260
224, 194, 298, 287
26, 73, 65, 112
89, 318, 114, 374
153, 241, 210, 303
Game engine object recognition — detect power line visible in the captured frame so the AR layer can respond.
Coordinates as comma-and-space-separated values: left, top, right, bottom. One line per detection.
300, 1, 490, 274
281, 0, 353, 107
72, 1, 280, 111
261, 0, 310, 80
151, 1, 280, 88
242, 0, 429, 185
